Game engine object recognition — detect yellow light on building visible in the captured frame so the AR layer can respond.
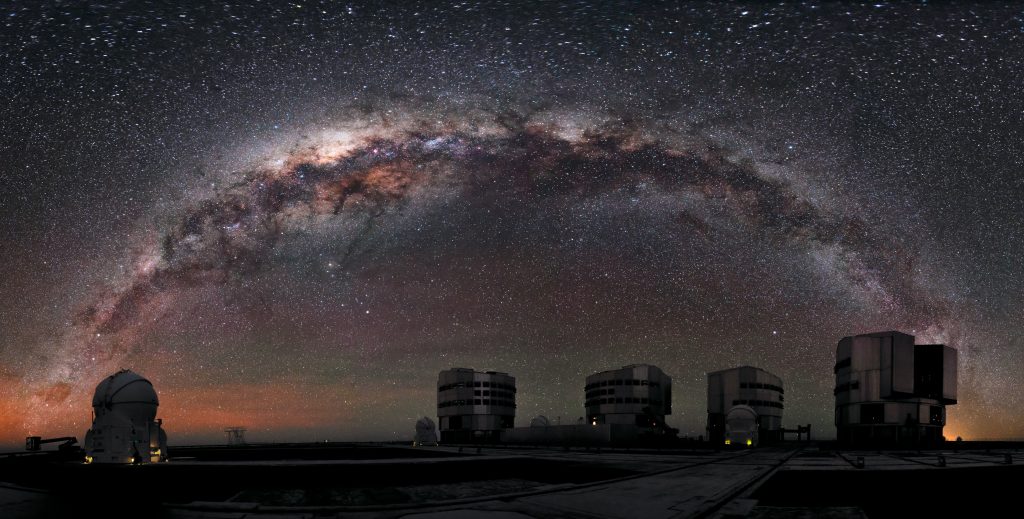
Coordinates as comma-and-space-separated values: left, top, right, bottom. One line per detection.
725, 439, 731, 445
84, 456, 93, 464
746, 439, 752, 446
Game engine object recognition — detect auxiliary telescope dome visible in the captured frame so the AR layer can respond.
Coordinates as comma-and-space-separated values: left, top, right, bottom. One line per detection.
92, 369, 159, 423
414, 416, 438, 446
84, 369, 168, 464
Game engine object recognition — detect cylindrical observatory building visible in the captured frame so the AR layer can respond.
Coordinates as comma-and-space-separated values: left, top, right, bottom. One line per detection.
706, 366, 785, 445
834, 331, 957, 446
584, 364, 672, 427
437, 368, 516, 443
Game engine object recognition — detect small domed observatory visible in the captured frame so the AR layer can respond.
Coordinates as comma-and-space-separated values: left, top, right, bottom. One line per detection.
84, 369, 168, 464
530, 415, 551, 427
414, 417, 438, 446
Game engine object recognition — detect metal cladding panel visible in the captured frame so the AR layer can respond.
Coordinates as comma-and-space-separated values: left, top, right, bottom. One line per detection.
887, 402, 918, 425
724, 369, 739, 395
631, 365, 650, 380
708, 373, 723, 414
879, 333, 915, 398
603, 413, 639, 425
761, 415, 784, 431
943, 345, 958, 403
664, 376, 672, 415
883, 402, 897, 424
836, 337, 852, 367
891, 333, 915, 395
880, 336, 893, 398
472, 414, 500, 430
723, 370, 739, 413
835, 371, 849, 404
835, 385, 849, 406
740, 366, 757, 383
481, 372, 516, 387
851, 336, 879, 371
863, 370, 880, 402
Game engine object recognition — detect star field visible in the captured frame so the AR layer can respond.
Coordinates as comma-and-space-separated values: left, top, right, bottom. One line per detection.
1, 2, 1023, 444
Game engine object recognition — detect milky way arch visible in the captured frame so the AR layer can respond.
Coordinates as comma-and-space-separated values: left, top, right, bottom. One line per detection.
22, 108, 955, 432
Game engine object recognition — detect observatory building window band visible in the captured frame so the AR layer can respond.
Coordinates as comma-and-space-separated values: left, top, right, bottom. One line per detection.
438, 399, 517, 408
437, 368, 517, 442
584, 364, 673, 427
731, 399, 784, 409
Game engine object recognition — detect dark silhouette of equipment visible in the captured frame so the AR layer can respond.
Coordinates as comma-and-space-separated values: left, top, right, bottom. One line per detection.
781, 424, 812, 442
640, 406, 679, 438
224, 427, 247, 445
25, 436, 78, 452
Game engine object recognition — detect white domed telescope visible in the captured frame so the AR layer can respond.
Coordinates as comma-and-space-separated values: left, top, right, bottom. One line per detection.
83, 369, 168, 464
724, 405, 759, 448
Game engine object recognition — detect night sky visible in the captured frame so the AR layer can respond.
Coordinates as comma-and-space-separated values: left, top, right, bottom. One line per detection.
2, 1, 1023, 445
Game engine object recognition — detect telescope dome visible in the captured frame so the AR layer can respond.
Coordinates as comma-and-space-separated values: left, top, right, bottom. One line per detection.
91, 369, 159, 423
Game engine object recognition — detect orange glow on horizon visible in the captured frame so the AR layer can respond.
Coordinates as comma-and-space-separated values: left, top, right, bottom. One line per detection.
158, 382, 361, 433
0, 378, 424, 446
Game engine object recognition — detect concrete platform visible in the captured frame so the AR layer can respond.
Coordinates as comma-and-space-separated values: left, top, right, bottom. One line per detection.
4, 445, 1024, 518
